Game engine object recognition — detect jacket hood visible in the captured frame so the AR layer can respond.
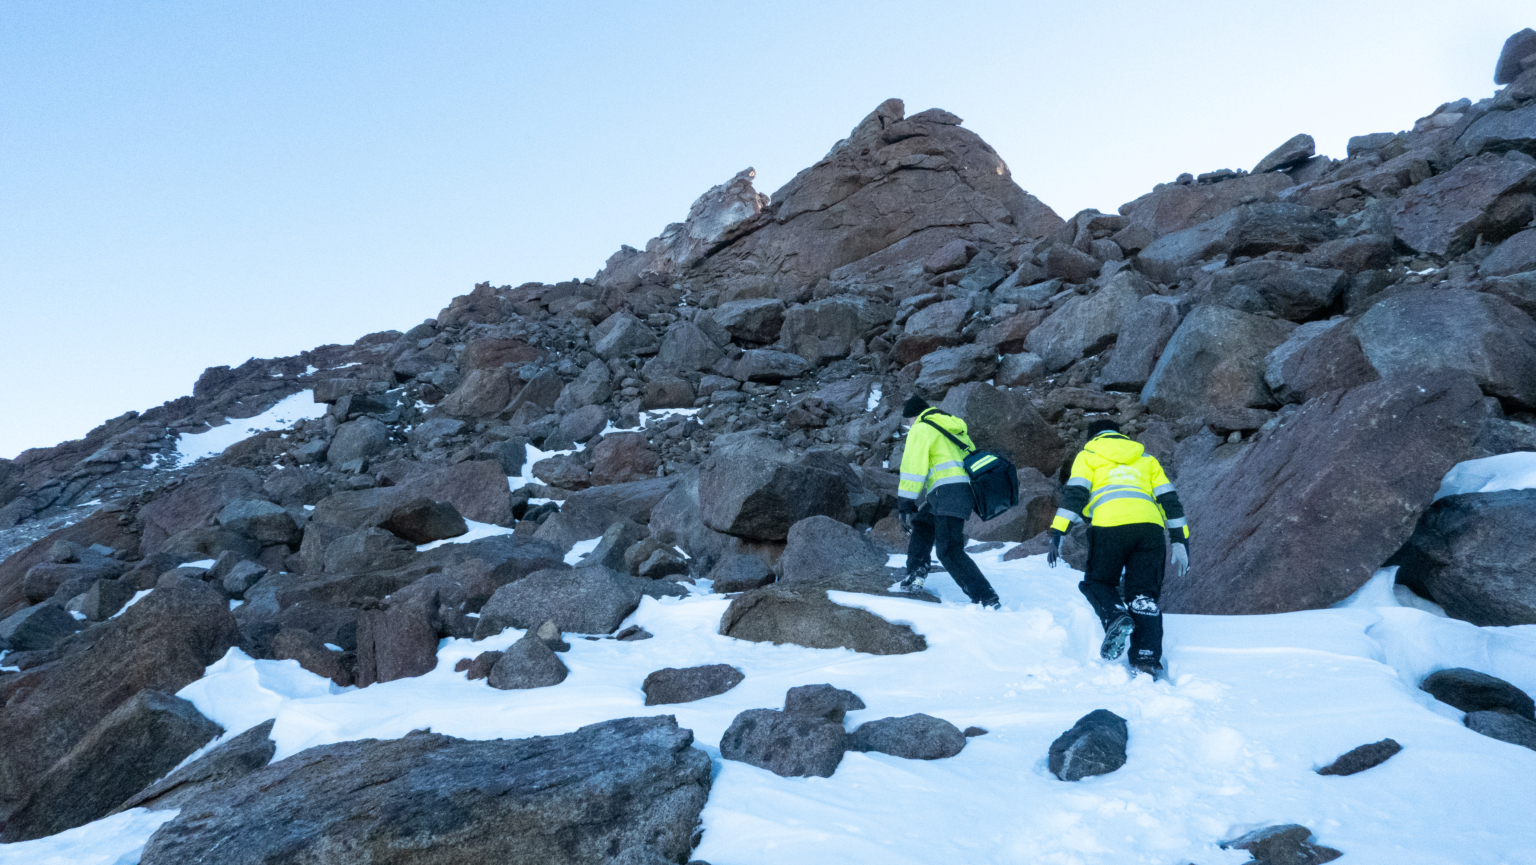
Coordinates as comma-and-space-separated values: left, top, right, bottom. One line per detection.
1084, 432, 1145, 465
916, 409, 973, 444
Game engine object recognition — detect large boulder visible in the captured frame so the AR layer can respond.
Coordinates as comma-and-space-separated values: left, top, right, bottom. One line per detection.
1117, 172, 1292, 246
1495, 28, 1536, 85
1270, 318, 1379, 404
718, 708, 846, 778
783, 683, 866, 722
656, 319, 725, 371
1456, 103, 1536, 159
698, 455, 852, 541
135, 469, 262, 554
593, 311, 660, 360
1229, 202, 1340, 257
904, 298, 972, 338
1024, 273, 1146, 372
643, 664, 745, 706
1465, 711, 1536, 751
846, 713, 966, 760
1209, 260, 1348, 322
780, 296, 890, 365
777, 516, 888, 584
139, 717, 711, 865
1220, 825, 1343, 865
1099, 294, 1181, 391
710, 298, 786, 344
475, 566, 642, 637
0, 578, 240, 820
117, 719, 276, 812
216, 499, 301, 546
1167, 373, 1485, 614
1354, 289, 1536, 409
1420, 668, 1535, 719
938, 381, 1065, 476
376, 497, 468, 545
588, 432, 660, 487
1048, 709, 1128, 781
438, 367, 515, 418
395, 459, 515, 527
914, 344, 997, 396
730, 348, 811, 383
487, 632, 569, 690
553, 361, 612, 414
0, 602, 79, 652
1252, 133, 1316, 174
1390, 151, 1536, 257
1142, 305, 1296, 417
327, 417, 390, 467
1480, 226, 1536, 276
1392, 489, 1536, 626
1134, 206, 1253, 284
718, 584, 926, 655
0, 690, 222, 841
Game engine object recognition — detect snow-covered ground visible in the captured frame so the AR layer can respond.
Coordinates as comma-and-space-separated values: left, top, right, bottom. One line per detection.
167, 390, 327, 468
8, 546, 1533, 865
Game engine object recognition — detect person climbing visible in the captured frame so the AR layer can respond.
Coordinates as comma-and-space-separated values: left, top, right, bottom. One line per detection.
895, 396, 1001, 608
1046, 419, 1189, 677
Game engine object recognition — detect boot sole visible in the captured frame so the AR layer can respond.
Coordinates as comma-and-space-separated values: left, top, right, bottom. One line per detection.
1100, 616, 1134, 660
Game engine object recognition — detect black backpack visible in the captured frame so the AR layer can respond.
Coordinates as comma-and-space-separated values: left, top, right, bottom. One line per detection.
920, 415, 1021, 521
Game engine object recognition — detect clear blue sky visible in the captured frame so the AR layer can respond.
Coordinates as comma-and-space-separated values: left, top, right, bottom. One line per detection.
2, 1, 1529, 458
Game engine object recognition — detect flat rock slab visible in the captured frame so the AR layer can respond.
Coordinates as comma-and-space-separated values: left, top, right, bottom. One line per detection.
139, 716, 711, 865
847, 713, 966, 760
719, 708, 846, 778
719, 584, 927, 655
643, 664, 745, 706
1049, 709, 1128, 781
475, 566, 642, 637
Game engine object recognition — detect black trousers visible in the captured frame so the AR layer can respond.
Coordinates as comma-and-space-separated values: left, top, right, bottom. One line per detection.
906, 509, 999, 605
1079, 523, 1166, 662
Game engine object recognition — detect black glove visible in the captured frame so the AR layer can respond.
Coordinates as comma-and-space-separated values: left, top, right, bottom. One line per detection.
899, 511, 915, 535
1047, 529, 1064, 568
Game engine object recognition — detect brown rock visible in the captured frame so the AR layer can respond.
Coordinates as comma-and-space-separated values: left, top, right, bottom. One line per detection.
1391, 152, 1536, 257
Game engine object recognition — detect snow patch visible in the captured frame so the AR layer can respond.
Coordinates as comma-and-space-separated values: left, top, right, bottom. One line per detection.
1435, 452, 1536, 501
415, 520, 516, 552
564, 536, 602, 565
110, 590, 153, 619
866, 383, 883, 412
171, 391, 327, 468
0, 807, 179, 865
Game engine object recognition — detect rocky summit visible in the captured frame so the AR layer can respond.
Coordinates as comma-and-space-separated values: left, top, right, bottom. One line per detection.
2, 29, 1536, 864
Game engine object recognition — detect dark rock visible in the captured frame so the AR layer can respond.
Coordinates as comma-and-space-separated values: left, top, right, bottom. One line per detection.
1318, 738, 1402, 776
718, 584, 926, 655
847, 713, 966, 760
1204, 407, 1274, 434
139, 716, 711, 865
1024, 272, 1146, 372
710, 298, 786, 344
1390, 151, 1536, 257
643, 664, 745, 705
1274, 319, 1379, 404
1048, 709, 1128, 781
784, 683, 865, 722
718, 708, 846, 778
215, 499, 301, 545
1253, 133, 1316, 174
395, 459, 515, 526
560, 404, 610, 443
1210, 260, 1348, 322
1481, 226, 1536, 276
1, 689, 222, 841
1142, 305, 1296, 417
1392, 490, 1536, 626
465, 650, 503, 680
0, 603, 79, 652
355, 600, 438, 687
82, 578, 138, 620
474, 566, 642, 637
1099, 295, 1181, 391
780, 296, 891, 365
271, 628, 350, 686
642, 376, 695, 410
1464, 710, 1536, 751
731, 349, 811, 383
1301, 235, 1395, 274
777, 516, 888, 584
135, 469, 262, 555
964, 726, 987, 737
904, 298, 972, 338
657, 320, 725, 371
699, 455, 852, 541
377, 497, 468, 544
1354, 289, 1536, 409
583, 519, 647, 572
117, 719, 276, 812
615, 624, 654, 641
1221, 824, 1343, 865
1134, 205, 1254, 283
553, 361, 612, 413
438, 367, 515, 418
709, 554, 775, 592
1456, 103, 1536, 159
323, 527, 416, 573
487, 632, 569, 689
594, 311, 661, 360
914, 344, 998, 396
327, 417, 390, 467
939, 381, 1065, 476
589, 432, 660, 487
996, 351, 1046, 386
922, 239, 976, 274
1496, 28, 1536, 85
1043, 244, 1102, 282
1420, 668, 1535, 719
1230, 202, 1339, 257
1168, 373, 1485, 614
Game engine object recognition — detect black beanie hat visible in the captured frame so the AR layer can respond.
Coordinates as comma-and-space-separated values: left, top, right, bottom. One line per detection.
1086, 419, 1121, 438
902, 395, 930, 418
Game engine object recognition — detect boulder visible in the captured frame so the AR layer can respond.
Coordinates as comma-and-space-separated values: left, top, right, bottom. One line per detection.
1301, 234, 1395, 274
116, 719, 276, 812
1496, 28, 1536, 85
1420, 668, 1535, 719
487, 632, 569, 690
135, 469, 262, 555
718, 584, 926, 655
914, 344, 998, 396
1024, 273, 1146, 372
731, 349, 811, 383
1354, 289, 1536, 409
138, 717, 711, 865
709, 554, 775, 592
215, 499, 301, 546
1117, 172, 1292, 245
977, 311, 1046, 355
1042, 244, 1102, 282
1048, 709, 1128, 781
1317, 738, 1402, 776
1142, 305, 1296, 417
1167, 373, 1485, 614
656, 320, 724, 371
438, 367, 515, 418
922, 239, 976, 273
1456, 103, 1536, 159
777, 516, 888, 584
783, 683, 866, 722
641, 377, 695, 410
582, 519, 646, 573
0, 602, 79, 652
1252, 133, 1316, 174
698, 455, 852, 541
1464, 710, 1536, 751
996, 351, 1046, 386
355, 601, 438, 687
1274, 318, 1379, 404
271, 628, 350, 686
643, 664, 745, 705
464, 650, 503, 680
938, 381, 1065, 476
593, 312, 660, 360
1229, 202, 1339, 257
718, 708, 846, 778
0, 578, 239, 819
1391, 489, 1536, 626
553, 361, 612, 414
0, 689, 222, 842
323, 527, 416, 573
1481, 226, 1536, 276
1209, 260, 1348, 322
1391, 151, 1536, 257
327, 417, 390, 467
398, 459, 515, 527
474, 566, 642, 637
1134, 206, 1253, 284
83, 578, 139, 620
710, 298, 787, 344
589, 432, 660, 487
846, 713, 966, 760
780, 296, 889, 365
559, 405, 609, 444
376, 497, 468, 545
1220, 825, 1342, 865
905, 298, 972, 338
1099, 294, 1181, 391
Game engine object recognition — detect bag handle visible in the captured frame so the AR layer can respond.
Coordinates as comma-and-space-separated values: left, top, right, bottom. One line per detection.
920, 414, 974, 455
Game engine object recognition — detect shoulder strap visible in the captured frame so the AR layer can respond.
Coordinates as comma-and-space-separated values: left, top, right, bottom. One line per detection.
920, 415, 974, 455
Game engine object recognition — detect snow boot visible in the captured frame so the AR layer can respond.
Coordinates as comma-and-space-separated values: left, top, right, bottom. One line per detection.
896, 564, 929, 594
1100, 614, 1134, 660
1130, 650, 1163, 678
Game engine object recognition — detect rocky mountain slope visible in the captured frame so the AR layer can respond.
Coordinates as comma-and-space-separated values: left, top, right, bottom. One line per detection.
1, 27, 1535, 863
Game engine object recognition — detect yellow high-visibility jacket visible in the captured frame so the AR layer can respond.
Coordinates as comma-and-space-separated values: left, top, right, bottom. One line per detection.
1050, 432, 1190, 542
897, 409, 973, 504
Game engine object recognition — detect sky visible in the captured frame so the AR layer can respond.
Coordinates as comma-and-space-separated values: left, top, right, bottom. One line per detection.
2, 1, 1531, 459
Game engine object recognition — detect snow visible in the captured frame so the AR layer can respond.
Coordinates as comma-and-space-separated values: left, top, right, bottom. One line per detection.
170, 391, 327, 467
0, 808, 179, 864
1434, 452, 1536, 501
185, 559, 216, 569
415, 520, 516, 552
16, 543, 1525, 863
564, 536, 602, 565
866, 383, 883, 412
109, 589, 153, 619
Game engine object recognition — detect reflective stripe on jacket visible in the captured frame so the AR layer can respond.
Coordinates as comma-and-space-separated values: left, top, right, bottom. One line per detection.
897, 409, 973, 502
1050, 432, 1189, 542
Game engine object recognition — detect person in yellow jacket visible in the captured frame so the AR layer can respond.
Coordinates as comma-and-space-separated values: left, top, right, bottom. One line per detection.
895, 396, 1001, 608
1047, 419, 1189, 676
